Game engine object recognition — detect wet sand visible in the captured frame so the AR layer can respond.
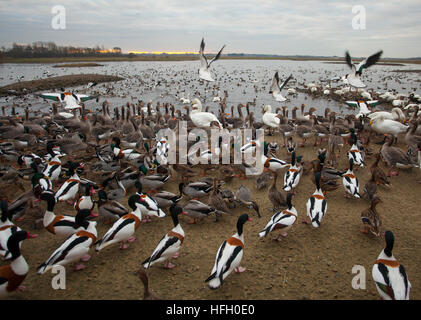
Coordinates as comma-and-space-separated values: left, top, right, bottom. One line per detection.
0, 74, 124, 97
52, 63, 104, 68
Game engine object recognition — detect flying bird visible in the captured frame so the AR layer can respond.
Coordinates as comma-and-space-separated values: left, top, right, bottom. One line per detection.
198, 38, 225, 82
269, 72, 292, 102
36, 89, 99, 109
343, 50, 383, 88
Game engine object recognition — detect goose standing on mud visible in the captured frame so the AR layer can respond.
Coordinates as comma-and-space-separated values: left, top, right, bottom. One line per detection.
205, 214, 251, 289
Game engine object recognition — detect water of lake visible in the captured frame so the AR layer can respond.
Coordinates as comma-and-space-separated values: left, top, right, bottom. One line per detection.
0, 59, 419, 117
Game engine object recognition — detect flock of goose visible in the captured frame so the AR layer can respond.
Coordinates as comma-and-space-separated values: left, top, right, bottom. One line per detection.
0, 40, 419, 300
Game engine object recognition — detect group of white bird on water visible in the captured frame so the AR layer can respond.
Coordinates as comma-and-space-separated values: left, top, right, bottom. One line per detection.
0, 38, 417, 300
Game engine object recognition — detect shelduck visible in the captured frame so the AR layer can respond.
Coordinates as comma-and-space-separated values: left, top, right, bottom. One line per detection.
0, 231, 31, 298
142, 204, 187, 269
283, 151, 302, 193
259, 193, 297, 240
74, 183, 96, 215
40, 192, 88, 237
134, 182, 166, 222
343, 158, 361, 198
304, 172, 328, 228
372, 231, 411, 300
205, 214, 251, 289
95, 194, 142, 251
38, 209, 98, 273
55, 162, 83, 204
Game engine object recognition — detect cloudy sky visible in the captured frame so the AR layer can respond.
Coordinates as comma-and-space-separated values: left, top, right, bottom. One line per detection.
0, 0, 420, 57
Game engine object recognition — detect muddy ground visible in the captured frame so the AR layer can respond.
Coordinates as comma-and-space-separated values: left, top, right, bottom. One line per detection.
0, 74, 123, 97
1, 134, 420, 300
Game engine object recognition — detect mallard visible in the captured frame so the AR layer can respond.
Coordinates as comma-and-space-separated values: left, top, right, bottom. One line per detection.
101, 175, 126, 201
259, 193, 297, 240
286, 136, 297, 154
142, 204, 186, 269
97, 190, 128, 223
219, 165, 235, 183
372, 231, 411, 300
268, 171, 287, 212
134, 267, 161, 300
208, 178, 230, 221
361, 196, 382, 236
171, 164, 196, 182
219, 189, 237, 209
363, 174, 378, 201
182, 199, 216, 224
152, 191, 182, 210
236, 185, 261, 218
255, 171, 271, 190
138, 165, 170, 192
370, 153, 390, 187
110, 136, 142, 160
310, 153, 343, 195
205, 214, 250, 289
179, 181, 213, 199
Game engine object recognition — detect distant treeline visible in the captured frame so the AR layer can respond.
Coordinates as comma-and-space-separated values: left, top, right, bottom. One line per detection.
0, 42, 122, 58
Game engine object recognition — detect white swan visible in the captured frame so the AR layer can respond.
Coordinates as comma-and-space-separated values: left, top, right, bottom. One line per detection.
368, 107, 406, 123
370, 116, 409, 137
190, 98, 222, 128
262, 105, 280, 128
